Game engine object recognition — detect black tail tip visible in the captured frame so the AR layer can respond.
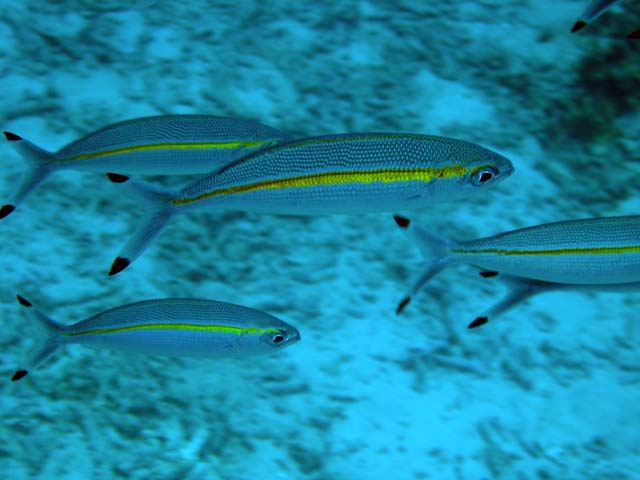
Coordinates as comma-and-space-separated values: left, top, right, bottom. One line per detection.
468, 316, 488, 329
571, 20, 586, 33
393, 215, 410, 229
0, 204, 15, 219
106, 172, 130, 183
479, 270, 499, 278
11, 369, 28, 381
16, 295, 32, 307
628, 29, 640, 39
396, 296, 411, 315
109, 257, 130, 276
3, 131, 21, 141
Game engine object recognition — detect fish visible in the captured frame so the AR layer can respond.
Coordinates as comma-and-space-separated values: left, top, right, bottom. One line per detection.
10, 295, 301, 381
106, 133, 514, 275
1, 115, 293, 219
570, 0, 638, 37
393, 215, 640, 326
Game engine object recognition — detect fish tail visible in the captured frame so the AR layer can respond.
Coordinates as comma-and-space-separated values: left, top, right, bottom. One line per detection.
393, 215, 454, 314
570, 20, 587, 33
106, 174, 176, 276
467, 274, 550, 329
627, 28, 640, 39
11, 295, 67, 381
2, 132, 56, 219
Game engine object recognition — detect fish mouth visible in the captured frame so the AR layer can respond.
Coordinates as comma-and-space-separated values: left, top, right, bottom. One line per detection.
288, 328, 302, 344
494, 155, 515, 181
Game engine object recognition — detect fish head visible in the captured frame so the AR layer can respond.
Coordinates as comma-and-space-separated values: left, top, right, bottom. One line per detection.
259, 324, 301, 351
471, 148, 514, 186
448, 146, 514, 198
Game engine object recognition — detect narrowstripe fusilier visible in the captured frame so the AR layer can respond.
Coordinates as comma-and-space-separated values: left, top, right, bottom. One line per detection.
108, 133, 514, 274
393, 215, 640, 327
10, 296, 300, 381
1, 115, 292, 218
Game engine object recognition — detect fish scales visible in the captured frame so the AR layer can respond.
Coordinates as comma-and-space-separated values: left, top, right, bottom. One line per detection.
2, 115, 292, 219
53, 115, 291, 173
455, 216, 640, 284
394, 215, 640, 323
10, 297, 301, 380
172, 133, 510, 214
65, 299, 290, 356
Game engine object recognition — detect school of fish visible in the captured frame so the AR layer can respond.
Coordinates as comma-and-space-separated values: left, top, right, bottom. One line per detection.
4, 1, 639, 380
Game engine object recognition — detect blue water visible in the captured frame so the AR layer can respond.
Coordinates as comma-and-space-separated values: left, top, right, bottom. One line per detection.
2, 1, 639, 479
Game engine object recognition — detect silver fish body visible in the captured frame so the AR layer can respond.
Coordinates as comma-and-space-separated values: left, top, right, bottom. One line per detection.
172, 133, 513, 214
11, 296, 300, 381
50, 115, 292, 175
109, 133, 513, 275
394, 215, 640, 324
451, 216, 640, 285
2, 115, 292, 218
107, 133, 513, 275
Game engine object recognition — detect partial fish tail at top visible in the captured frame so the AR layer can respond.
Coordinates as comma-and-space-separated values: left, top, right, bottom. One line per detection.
2, 132, 56, 219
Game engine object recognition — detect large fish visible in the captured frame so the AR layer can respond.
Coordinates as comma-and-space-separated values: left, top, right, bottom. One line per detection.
1, 115, 292, 218
393, 215, 640, 327
10, 296, 301, 381
107, 133, 514, 275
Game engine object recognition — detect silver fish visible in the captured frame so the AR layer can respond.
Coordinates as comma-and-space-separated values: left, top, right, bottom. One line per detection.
1, 115, 292, 219
107, 133, 513, 275
393, 215, 640, 327
10, 295, 300, 381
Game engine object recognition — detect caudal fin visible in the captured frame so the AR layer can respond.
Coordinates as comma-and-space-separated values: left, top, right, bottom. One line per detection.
467, 274, 554, 329
106, 174, 175, 275
2, 132, 55, 219
393, 215, 454, 314
11, 295, 67, 381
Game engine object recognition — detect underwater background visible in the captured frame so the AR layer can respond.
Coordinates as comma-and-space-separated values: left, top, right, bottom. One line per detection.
1, 0, 639, 479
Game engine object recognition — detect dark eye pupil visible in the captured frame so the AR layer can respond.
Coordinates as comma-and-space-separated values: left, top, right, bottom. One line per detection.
479, 171, 493, 183
273, 334, 284, 344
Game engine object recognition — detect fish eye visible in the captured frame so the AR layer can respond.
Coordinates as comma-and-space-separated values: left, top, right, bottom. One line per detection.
269, 330, 287, 345
471, 166, 498, 186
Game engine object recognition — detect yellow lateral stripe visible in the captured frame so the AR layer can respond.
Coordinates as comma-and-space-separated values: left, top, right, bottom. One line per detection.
172, 165, 469, 206
65, 323, 276, 337
453, 245, 640, 256
59, 140, 273, 163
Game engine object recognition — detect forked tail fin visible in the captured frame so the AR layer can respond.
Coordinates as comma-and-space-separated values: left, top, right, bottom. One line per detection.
106, 174, 176, 276
467, 274, 553, 329
393, 215, 455, 314
2, 132, 56, 219
11, 295, 67, 381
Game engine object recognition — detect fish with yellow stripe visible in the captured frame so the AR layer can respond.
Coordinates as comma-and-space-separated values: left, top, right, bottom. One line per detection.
10, 295, 300, 381
393, 214, 640, 328
1, 114, 292, 219
106, 133, 514, 275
